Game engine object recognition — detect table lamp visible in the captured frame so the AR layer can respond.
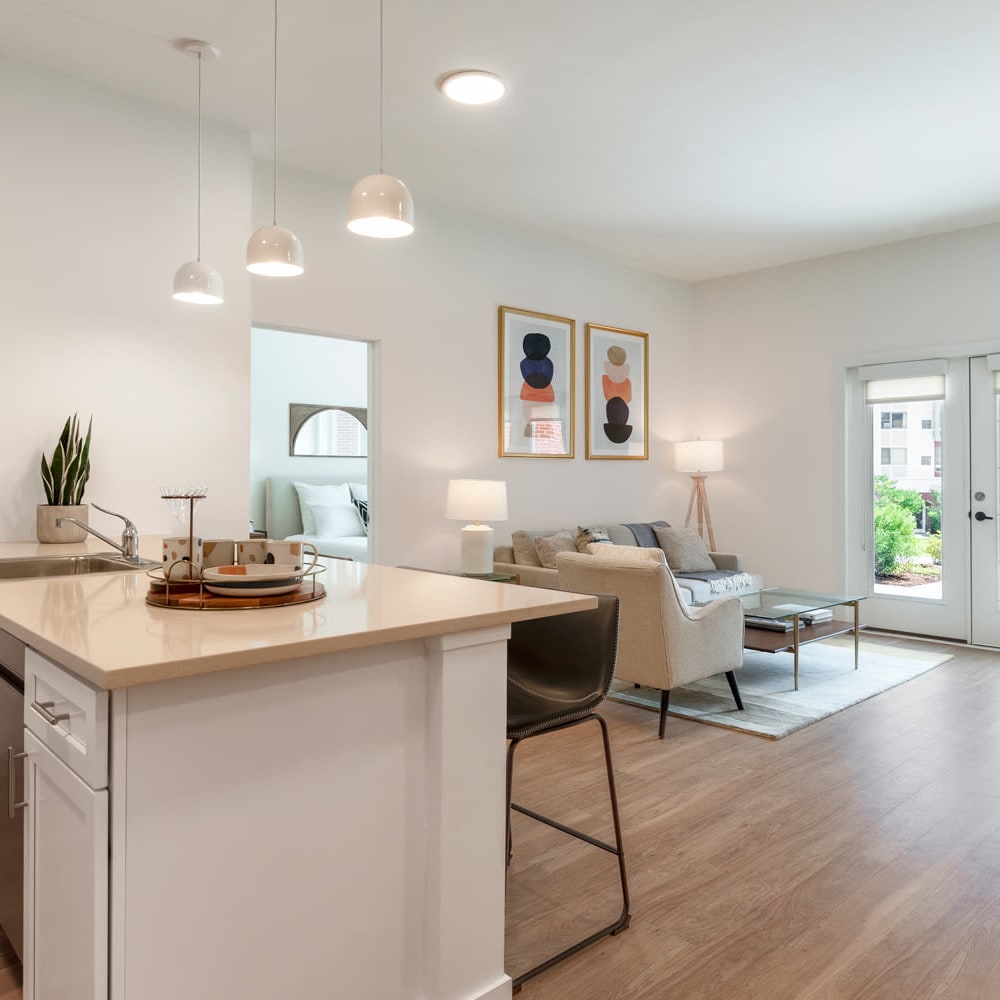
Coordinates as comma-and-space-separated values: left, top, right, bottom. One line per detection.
675, 439, 724, 550
446, 479, 509, 576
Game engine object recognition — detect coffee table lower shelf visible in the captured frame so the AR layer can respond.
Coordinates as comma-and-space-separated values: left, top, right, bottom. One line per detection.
743, 619, 866, 653
743, 618, 867, 690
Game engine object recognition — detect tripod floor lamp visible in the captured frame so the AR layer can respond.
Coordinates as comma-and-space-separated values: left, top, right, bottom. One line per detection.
675, 440, 724, 551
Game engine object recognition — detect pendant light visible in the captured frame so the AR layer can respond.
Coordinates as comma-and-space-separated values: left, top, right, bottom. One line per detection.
173, 41, 224, 305
246, 0, 304, 276
347, 0, 414, 238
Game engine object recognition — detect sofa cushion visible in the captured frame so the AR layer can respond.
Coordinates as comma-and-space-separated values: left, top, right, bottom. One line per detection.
534, 531, 578, 569
512, 529, 560, 567
587, 543, 667, 565
576, 525, 612, 551
601, 524, 635, 546
653, 524, 716, 572
623, 520, 670, 547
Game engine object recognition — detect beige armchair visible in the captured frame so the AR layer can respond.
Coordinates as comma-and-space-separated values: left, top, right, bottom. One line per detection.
555, 551, 745, 738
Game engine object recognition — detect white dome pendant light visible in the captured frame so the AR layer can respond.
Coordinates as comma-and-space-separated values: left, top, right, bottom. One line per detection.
246, 0, 304, 276
347, 0, 414, 238
173, 41, 224, 305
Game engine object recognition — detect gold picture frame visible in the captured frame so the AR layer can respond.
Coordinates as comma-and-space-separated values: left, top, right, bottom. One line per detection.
498, 306, 575, 458
585, 323, 649, 460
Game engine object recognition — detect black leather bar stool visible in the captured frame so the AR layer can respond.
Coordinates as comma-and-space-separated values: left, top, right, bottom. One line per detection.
505, 594, 630, 988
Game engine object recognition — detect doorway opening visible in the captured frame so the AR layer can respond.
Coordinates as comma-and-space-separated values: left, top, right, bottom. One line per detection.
250, 326, 374, 561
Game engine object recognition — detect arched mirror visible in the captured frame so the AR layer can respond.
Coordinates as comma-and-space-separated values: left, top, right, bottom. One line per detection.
289, 404, 368, 457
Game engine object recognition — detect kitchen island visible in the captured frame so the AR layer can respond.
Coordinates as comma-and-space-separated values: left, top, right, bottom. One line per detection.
0, 544, 594, 1000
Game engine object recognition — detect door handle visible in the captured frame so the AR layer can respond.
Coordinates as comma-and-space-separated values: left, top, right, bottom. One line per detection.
7, 746, 27, 819
975, 511, 994, 521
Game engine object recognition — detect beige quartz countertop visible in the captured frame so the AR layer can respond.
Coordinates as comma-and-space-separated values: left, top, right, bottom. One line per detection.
0, 540, 594, 690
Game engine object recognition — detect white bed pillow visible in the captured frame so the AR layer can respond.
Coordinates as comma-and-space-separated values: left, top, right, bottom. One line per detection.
312, 502, 366, 538
293, 482, 352, 534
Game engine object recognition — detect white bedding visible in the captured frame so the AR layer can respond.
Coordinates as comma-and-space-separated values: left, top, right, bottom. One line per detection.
284, 534, 368, 561
264, 475, 370, 562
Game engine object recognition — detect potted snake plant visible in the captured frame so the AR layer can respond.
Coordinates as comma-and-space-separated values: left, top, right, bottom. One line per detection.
37, 414, 92, 543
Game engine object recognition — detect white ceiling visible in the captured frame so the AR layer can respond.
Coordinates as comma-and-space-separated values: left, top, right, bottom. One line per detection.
6, 0, 1000, 281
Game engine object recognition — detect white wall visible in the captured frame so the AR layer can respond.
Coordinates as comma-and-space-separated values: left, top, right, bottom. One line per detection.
0, 58, 693, 566
692, 223, 1000, 592
0, 57, 253, 542
250, 163, 694, 570
249, 327, 368, 528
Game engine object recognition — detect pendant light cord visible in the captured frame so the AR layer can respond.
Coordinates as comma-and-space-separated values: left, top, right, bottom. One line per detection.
196, 49, 203, 262
272, 0, 279, 224
378, 0, 384, 175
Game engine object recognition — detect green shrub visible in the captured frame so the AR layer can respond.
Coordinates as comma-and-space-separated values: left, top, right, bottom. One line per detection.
926, 489, 941, 534
874, 498, 918, 576
924, 533, 942, 564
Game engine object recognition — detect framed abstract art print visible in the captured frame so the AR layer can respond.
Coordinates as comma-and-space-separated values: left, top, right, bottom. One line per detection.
498, 306, 575, 458
585, 323, 648, 460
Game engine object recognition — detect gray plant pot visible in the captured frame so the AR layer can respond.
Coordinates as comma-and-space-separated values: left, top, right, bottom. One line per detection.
36, 504, 88, 544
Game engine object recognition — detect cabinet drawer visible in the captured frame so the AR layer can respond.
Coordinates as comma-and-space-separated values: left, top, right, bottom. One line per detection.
24, 649, 108, 790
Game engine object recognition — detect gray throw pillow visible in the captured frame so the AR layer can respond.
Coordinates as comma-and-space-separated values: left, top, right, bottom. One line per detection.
653, 524, 716, 572
534, 530, 578, 569
576, 525, 611, 552
512, 530, 549, 567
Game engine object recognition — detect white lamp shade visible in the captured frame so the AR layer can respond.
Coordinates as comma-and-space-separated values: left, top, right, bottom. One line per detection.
172, 259, 224, 305
445, 479, 509, 522
347, 173, 414, 238
246, 224, 305, 276
440, 70, 506, 105
675, 440, 724, 473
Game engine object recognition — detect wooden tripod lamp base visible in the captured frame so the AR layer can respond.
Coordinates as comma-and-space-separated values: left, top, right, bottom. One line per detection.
684, 475, 716, 551
675, 439, 724, 552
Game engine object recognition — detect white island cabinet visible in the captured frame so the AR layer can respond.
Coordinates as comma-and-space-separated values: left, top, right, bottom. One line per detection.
0, 558, 594, 1000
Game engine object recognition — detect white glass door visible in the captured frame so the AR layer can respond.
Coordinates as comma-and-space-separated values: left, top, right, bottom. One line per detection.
970, 355, 1000, 647
847, 359, 969, 639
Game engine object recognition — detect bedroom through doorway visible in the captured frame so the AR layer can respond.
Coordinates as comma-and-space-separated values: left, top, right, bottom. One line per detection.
250, 326, 374, 561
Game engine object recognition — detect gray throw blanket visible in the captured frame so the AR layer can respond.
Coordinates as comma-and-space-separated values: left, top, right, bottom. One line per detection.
624, 520, 669, 547
673, 570, 755, 594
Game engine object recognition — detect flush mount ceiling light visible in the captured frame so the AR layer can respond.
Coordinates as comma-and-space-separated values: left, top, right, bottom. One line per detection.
246, 0, 304, 277
439, 70, 506, 105
347, 0, 414, 239
173, 40, 224, 305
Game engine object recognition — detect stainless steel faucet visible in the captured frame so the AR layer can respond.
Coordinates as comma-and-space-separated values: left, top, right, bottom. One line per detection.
56, 503, 141, 562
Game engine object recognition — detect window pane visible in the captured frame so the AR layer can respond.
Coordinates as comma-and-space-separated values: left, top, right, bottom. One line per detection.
871, 399, 942, 600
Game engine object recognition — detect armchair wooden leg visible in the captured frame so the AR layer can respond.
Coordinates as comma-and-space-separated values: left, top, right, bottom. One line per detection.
658, 689, 670, 739
725, 671, 744, 710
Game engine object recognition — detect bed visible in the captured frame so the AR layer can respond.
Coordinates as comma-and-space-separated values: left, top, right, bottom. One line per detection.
264, 475, 370, 561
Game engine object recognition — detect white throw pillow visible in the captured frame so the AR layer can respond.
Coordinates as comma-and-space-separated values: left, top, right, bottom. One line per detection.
312, 502, 366, 539
587, 543, 667, 565
294, 482, 352, 534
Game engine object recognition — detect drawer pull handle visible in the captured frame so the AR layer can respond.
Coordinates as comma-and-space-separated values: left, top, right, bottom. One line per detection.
7, 747, 27, 819
32, 700, 70, 725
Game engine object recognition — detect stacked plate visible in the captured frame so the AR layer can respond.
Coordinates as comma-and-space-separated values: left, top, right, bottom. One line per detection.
202, 564, 304, 598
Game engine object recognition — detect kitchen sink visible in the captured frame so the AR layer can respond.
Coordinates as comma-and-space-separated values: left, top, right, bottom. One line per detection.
0, 554, 159, 580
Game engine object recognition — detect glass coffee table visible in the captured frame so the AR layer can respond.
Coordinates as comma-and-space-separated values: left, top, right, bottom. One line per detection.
703, 587, 866, 691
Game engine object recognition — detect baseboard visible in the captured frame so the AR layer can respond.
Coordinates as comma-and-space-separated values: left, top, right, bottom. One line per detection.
467, 974, 513, 1000
864, 626, 969, 647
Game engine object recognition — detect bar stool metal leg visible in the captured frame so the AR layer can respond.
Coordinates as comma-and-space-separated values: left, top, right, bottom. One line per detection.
505, 711, 631, 988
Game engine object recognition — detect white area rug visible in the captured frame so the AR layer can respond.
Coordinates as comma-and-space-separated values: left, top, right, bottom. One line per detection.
608, 637, 953, 740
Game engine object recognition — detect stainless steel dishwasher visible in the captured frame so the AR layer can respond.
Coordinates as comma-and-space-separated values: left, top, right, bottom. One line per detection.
0, 626, 24, 960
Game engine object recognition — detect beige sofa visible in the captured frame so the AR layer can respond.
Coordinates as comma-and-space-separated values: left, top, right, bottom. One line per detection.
493, 521, 762, 603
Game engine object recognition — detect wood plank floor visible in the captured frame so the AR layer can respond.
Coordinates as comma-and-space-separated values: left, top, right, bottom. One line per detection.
0, 635, 996, 999
506, 635, 1000, 999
